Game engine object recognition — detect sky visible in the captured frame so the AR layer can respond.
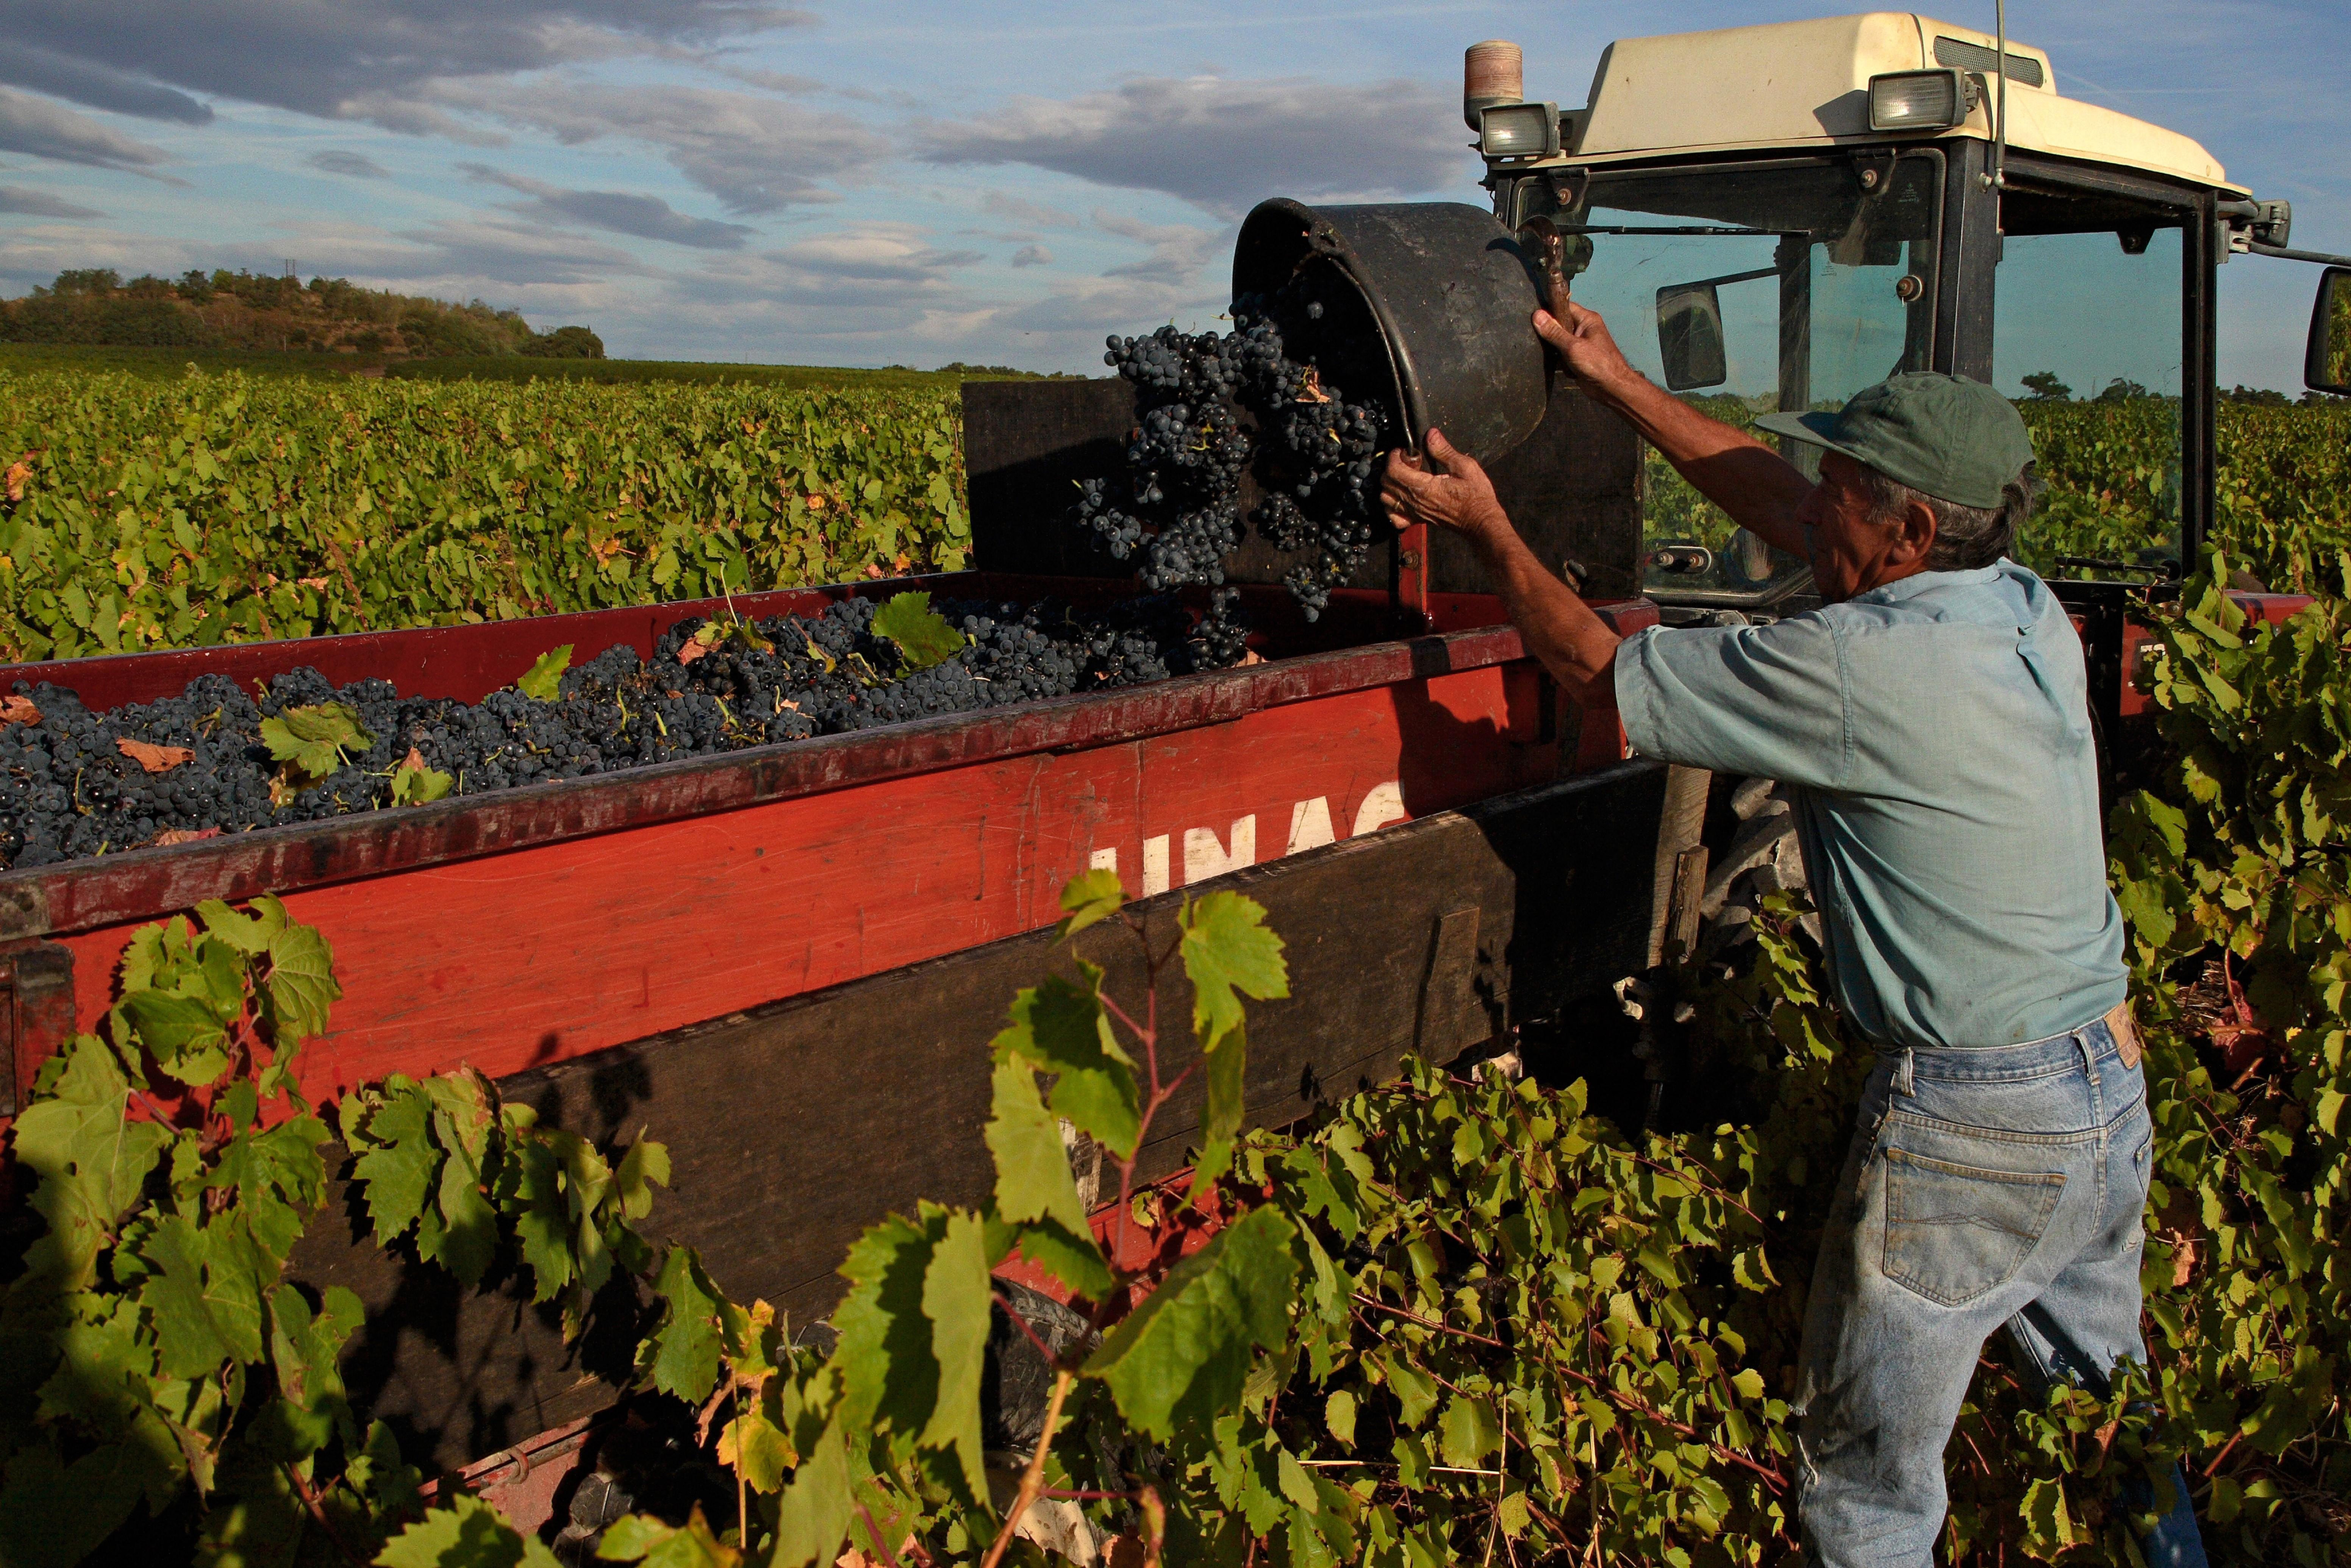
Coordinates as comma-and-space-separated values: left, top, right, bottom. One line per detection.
0, 0, 2341, 382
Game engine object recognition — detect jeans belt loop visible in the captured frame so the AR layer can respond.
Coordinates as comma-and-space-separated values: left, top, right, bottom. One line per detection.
1895, 1047, 1915, 1099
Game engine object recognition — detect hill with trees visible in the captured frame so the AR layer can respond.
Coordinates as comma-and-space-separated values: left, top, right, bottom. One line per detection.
0, 267, 602, 360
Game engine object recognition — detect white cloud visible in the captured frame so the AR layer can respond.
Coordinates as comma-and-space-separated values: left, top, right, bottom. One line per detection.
438, 80, 888, 213
981, 189, 1082, 230
1010, 244, 1050, 268
768, 221, 983, 282
918, 74, 1474, 217
1091, 209, 1218, 284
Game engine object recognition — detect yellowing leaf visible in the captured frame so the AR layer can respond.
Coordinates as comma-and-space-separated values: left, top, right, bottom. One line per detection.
518, 644, 573, 700
116, 736, 193, 773
1056, 867, 1125, 938
596, 1504, 740, 1567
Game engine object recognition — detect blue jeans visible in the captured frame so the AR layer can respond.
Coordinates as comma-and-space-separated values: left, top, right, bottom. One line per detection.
1792, 1015, 2207, 1566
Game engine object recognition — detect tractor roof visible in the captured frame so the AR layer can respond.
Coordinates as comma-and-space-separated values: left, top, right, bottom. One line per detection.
1555, 12, 2242, 194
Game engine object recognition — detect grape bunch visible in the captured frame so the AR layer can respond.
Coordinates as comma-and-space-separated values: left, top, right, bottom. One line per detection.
1082, 280, 1394, 626
0, 593, 1228, 871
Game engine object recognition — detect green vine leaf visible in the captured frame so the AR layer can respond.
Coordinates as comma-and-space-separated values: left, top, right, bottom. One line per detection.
391, 750, 455, 806
258, 702, 371, 783
12, 1034, 174, 1287
262, 913, 340, 1043
595, 1503, 739, 1567
916, 1210, 993, 1505
990, 968, 1141, 1160
1086, 1204, 1299, 1438
345, 1078, 438, 1248
377, 1491, 563, 1567
1190, 1016, 1250, 1198
1438, 1393, 1501, 1468
193, 895, 286, 956
1179, 891, 1288, 1049
869, 591, 965, 672
644, 1246, 727, 1404
984, 1058, 1113, 1299
134, 1213, 259, 1378
765, 1417, 855, 1568
1056, 867, 1125, 938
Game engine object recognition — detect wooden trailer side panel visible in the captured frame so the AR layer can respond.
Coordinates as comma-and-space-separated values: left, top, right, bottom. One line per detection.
287, 761, 1669, 1470
36, 660, 1566, 1106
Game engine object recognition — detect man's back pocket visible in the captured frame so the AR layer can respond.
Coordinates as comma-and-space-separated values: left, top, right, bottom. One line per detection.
1882, 1147, 2065, 1307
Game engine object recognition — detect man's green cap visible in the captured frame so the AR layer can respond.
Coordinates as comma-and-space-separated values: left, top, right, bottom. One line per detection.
1751, 372, 2035, 510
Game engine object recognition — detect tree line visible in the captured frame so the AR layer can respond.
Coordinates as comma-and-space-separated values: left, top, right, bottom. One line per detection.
0, 267, 603, 360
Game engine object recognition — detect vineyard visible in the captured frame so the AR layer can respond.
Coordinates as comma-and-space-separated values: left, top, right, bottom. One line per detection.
3, 346, 2349, 1564
1643, 396, 2351, 587
6, 359, 2348, 670
0, 368, 971, 663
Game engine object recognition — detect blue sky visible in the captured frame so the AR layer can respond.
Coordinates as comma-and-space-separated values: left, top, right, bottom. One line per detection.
0, 1, 2340, 381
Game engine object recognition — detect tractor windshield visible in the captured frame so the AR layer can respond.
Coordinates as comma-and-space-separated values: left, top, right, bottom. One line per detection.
1516, 151, 1945, 605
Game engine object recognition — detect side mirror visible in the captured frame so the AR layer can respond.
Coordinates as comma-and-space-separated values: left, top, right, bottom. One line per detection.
2309, 267, 2351, 394
1656, 282, 1727, 391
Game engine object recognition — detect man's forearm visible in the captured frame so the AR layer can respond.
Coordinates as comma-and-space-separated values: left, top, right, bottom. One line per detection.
1588, 372, 1814, 558
1466, 516, 1621, 704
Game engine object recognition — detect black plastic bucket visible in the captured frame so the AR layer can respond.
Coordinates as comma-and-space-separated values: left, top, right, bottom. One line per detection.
1232, 199, 1549, 463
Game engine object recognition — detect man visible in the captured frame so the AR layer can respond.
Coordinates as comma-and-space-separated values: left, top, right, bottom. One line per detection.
1380, 299, 2205, 1567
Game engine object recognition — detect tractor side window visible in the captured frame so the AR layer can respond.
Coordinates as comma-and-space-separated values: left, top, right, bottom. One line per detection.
1992, 216, 2184, 580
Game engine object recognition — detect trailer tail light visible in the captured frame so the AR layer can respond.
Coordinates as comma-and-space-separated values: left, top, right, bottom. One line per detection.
1868, 68, 1976, 132
1479, 102, 1560, 161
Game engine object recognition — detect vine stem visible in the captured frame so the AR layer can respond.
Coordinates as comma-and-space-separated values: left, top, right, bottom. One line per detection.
1554, 1325, 1787, 1491
853, 1501, 905, 1568
979, 1368, 1074, 1568
1352, 1293, 1505, 1348
283, 1462, 368, 1568
734, 1382, 747, 1557
993, 1293, 1060, 1365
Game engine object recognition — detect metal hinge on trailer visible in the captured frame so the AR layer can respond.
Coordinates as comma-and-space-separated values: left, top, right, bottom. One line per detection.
1, 939, 76, 1119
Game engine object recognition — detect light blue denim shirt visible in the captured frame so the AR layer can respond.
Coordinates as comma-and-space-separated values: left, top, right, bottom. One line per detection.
1614, 558, 2126, 1050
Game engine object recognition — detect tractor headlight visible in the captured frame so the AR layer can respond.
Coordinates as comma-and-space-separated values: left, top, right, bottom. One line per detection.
1478, 102, 1560, 161
1867, 68, 1976, 132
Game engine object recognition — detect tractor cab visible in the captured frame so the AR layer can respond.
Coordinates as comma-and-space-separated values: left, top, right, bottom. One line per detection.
1467, 12, 2347, 623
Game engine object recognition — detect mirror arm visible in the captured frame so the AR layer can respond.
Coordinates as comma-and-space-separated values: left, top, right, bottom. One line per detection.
2248, 242, 2351, 267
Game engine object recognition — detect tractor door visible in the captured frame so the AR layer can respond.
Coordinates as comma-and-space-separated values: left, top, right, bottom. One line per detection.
1950, 143, 2222, 749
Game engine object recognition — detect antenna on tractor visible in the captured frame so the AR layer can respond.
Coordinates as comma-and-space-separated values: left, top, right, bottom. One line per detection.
1988, 0, 2009, 198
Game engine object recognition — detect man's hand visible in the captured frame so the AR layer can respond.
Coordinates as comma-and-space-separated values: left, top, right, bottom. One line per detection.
1535, 300, 1641, 401
1381, 428, 1508, 547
